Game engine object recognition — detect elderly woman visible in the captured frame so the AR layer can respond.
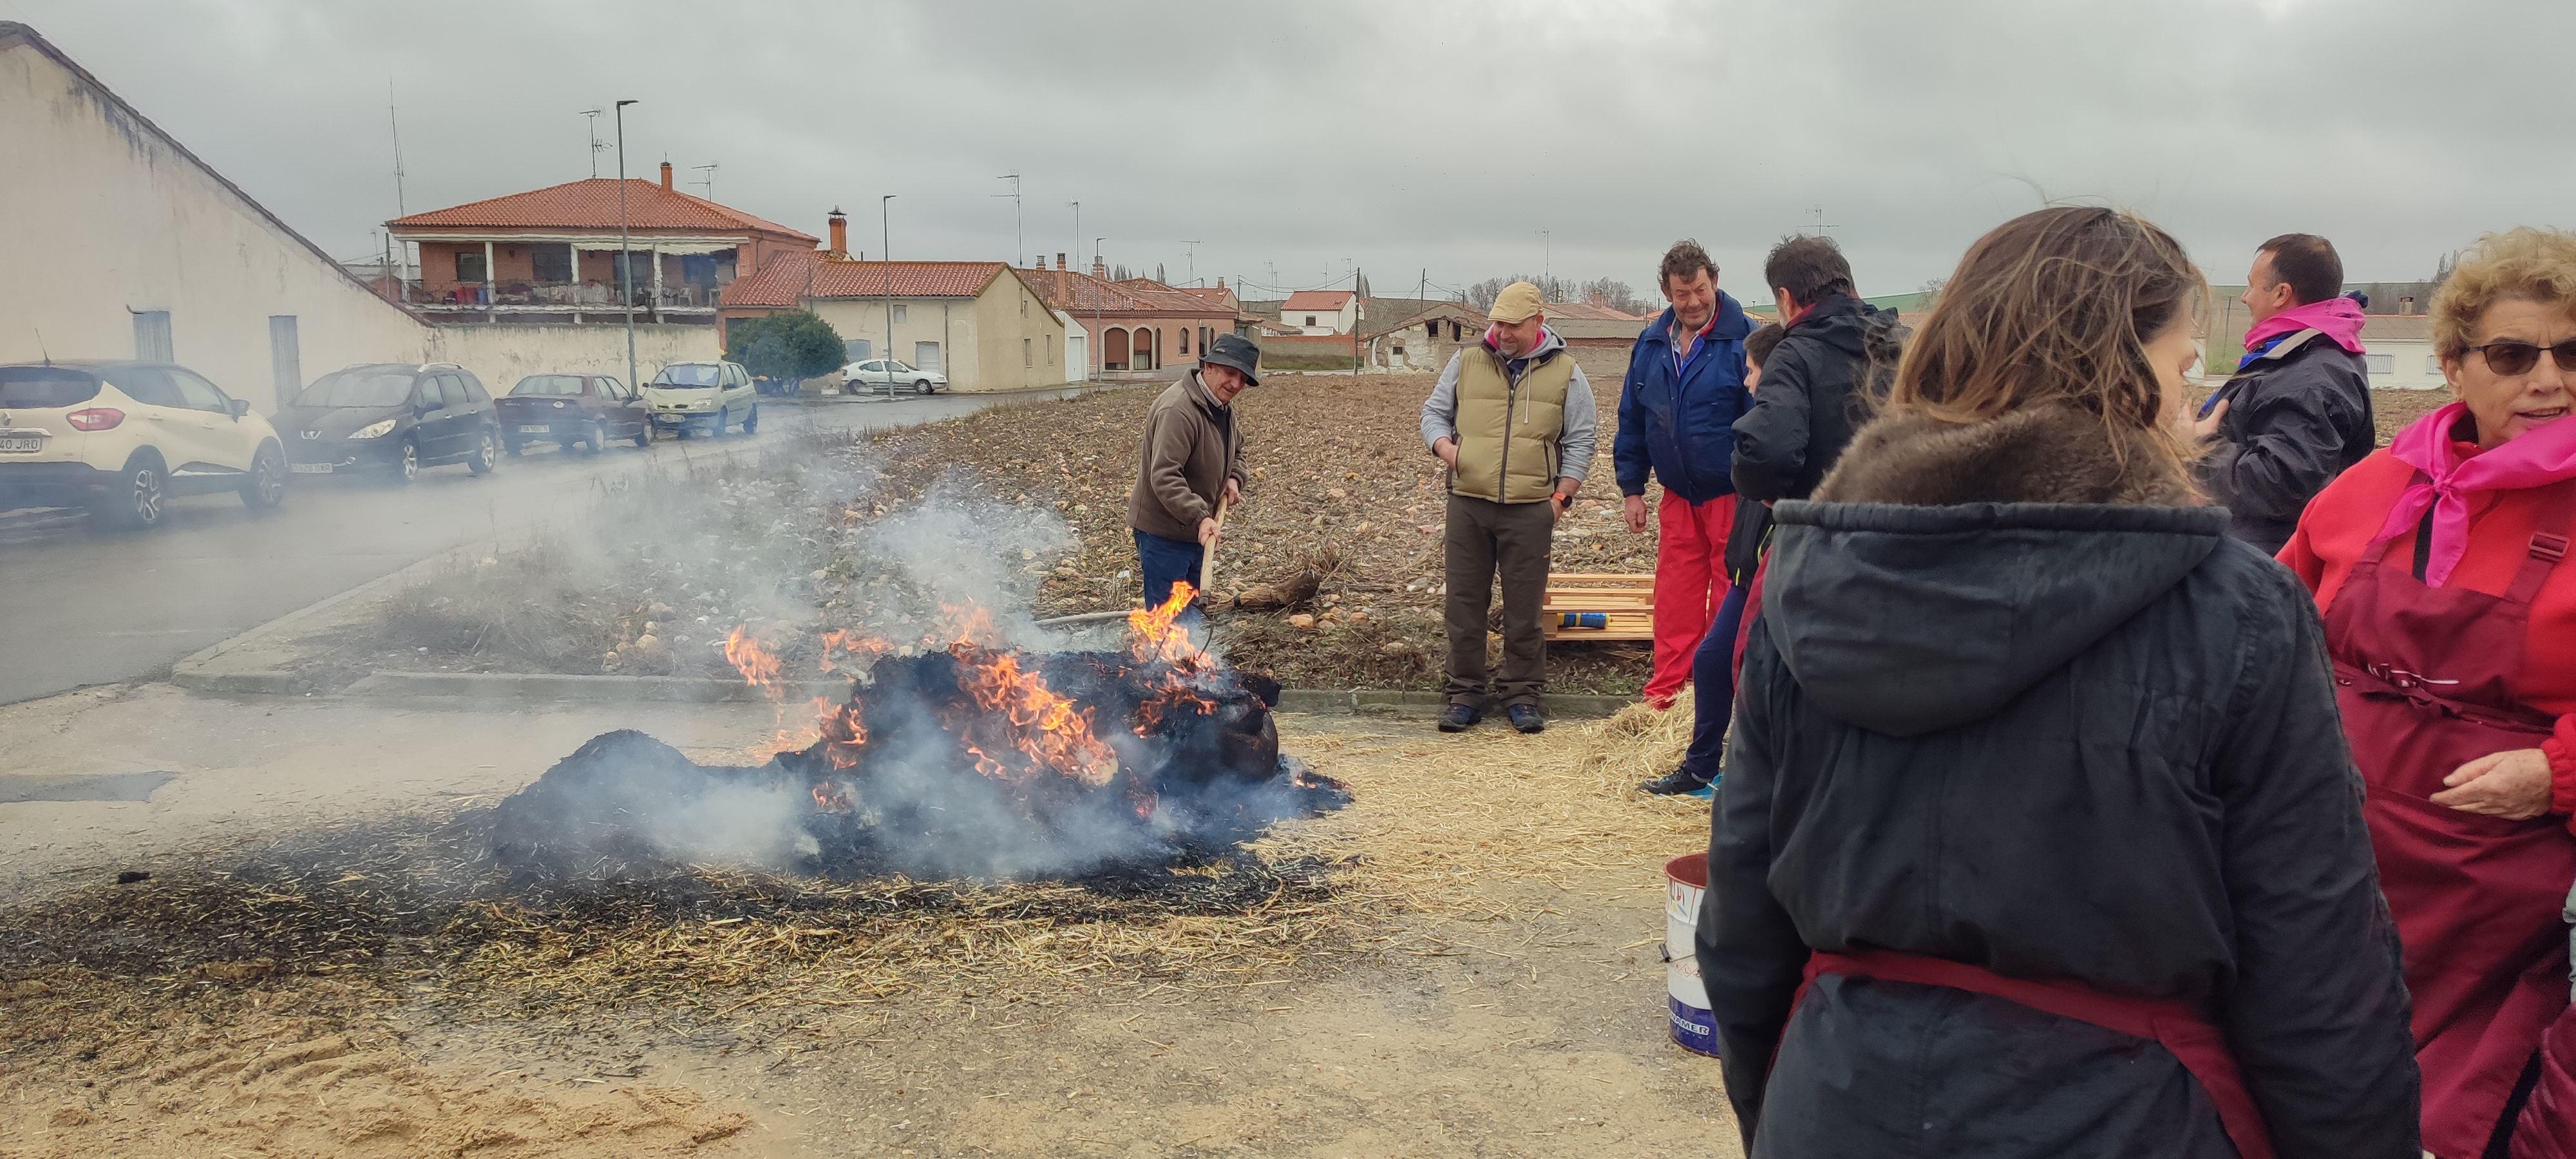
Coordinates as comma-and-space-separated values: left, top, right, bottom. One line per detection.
1702, 206, 2420, 1157
2280, 226, 2576, 1158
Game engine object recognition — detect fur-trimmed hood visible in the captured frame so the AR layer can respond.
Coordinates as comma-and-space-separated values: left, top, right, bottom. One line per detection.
1760, 405, 2228, 737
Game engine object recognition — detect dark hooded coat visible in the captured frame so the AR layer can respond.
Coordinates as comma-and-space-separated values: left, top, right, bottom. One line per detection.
1723, 294, 1905, 579
1698, 406, 2420, 1158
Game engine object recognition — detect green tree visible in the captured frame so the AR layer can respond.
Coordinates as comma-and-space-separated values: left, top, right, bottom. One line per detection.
725, 310, 844, 385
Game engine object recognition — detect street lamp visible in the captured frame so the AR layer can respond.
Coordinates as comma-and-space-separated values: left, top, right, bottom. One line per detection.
880, 195, 896, 385
615, 99, 640, 413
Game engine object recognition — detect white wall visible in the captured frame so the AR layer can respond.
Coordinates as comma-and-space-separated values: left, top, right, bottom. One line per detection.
0, 34, 429, 413
2365, 337, 2446, 391
1054, 309, 1087, 383
1282, 297, 1357, 335
422, 324, 722, 393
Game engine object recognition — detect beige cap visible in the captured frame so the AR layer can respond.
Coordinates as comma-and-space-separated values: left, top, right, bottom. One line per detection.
1487, 281, 1545, 323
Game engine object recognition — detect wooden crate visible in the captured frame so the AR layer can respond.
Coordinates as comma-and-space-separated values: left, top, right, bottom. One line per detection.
1542, 572, 1654, 641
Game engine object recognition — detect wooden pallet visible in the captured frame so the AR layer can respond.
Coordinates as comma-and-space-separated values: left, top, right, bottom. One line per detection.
1542, 572, 1654, 641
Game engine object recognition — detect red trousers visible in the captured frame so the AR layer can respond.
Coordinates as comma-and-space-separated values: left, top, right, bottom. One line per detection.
1646, 492, 1737, 708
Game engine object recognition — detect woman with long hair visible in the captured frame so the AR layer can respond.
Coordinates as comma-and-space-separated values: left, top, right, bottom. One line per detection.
1698, 206, 2420, 1156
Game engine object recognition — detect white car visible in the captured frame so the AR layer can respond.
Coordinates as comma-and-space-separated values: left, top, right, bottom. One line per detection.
0, 359, 286, 530
644, 360, 760, 439
840, 359, 947, 395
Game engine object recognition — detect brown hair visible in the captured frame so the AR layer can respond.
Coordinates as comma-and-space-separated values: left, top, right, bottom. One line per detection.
1764, 234, 1855, 305
2430, 226, 2576, 359
1745, 322, 1785, 368
1888, 207, 2202, 478
2257, 233, 2342, 305
1659, 240, 1717, 292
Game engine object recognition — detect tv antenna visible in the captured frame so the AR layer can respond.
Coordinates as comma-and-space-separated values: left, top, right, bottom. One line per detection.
994, 172, 1022, 265
690, 162, 717, 200
1182, 240, 1202, 286
581, 108, 607, 178
1811, 203, 1837, 233
387, 82, 407, 216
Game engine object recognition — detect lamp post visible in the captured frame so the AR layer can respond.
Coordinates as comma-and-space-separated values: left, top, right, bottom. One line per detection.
614, 99, 639, 410
1093, 236, 1106, 380
880, 194, 896, 384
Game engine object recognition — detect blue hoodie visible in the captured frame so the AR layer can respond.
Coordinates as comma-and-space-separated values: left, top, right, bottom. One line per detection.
1615, 291, 1754, 504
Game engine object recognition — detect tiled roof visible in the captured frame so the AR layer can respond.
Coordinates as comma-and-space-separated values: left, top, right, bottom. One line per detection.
1018, 268, 1236, 317
390, 178, 817, 241
1281, 290, 1355, 311
1541, 299, 1647, 321
721, 250, 1010, 306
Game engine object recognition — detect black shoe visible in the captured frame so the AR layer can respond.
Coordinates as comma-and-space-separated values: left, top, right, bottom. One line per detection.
1639, 767, 1710, 796
1437, 703, 1481, 733
1507, 704, 1546, 733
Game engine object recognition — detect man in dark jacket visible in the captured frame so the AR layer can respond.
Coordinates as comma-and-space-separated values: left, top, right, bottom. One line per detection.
2193, 233, 2376, 554
1128, 334, 1256, 614
1702, 406, 2420, 1158
1615, 240, 1756, 708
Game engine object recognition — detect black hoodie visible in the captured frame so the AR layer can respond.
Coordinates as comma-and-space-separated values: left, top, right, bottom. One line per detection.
1699, 407, 2420, 1159
1728, 294, 1905, 505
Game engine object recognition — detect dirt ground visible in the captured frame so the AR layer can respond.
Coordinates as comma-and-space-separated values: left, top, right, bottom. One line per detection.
0, 684, 1734, 1158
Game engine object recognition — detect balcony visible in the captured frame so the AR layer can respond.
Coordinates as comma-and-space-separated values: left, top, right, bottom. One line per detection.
401, 279, 720, 325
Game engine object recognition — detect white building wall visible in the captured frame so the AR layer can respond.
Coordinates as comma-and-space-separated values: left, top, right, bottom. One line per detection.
2365, 338, 2447, 390
1054, 309, 1087, 384
1283, 297, 1358, 335
0, 33, 429, 414
422, 325, 721, 393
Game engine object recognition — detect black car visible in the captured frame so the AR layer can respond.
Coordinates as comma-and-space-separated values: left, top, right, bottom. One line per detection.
278, 363, 501, 483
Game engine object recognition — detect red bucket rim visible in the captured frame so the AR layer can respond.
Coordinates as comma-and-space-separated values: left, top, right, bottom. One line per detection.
1664, 851, 1706, 890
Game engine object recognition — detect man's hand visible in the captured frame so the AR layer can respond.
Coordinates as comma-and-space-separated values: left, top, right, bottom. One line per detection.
2431, 748, 2555, 820
2191, 397, 2230, 442
1624, 495, 1648, 534
1433, 438, 1459, 468
1549, 491, 1574, 524
1222, 477, 1242, 507
1197, 516, 1222, 547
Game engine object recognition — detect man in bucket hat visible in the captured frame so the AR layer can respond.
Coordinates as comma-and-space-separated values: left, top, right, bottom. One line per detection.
1421, 281, 1598, 734
1129, 333, 1260, 620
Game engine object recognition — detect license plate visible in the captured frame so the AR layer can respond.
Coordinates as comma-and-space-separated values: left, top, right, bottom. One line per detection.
0, 437, 41, 453
290, 463, 333, 475
519, 424, 551, 434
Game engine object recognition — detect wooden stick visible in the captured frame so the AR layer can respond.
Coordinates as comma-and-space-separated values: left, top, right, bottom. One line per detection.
1200, 493, 1231, 604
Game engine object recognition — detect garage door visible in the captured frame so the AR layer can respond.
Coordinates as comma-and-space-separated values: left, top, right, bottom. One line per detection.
913, 343, 942, 374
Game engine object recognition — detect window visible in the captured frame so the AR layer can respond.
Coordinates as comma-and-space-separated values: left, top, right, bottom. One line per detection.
460, 375, 490, 402
438, 375, 471, 408
531, 245, 573, 283
1305, 314, 1317, 326
1020, 296, 1028, 317
168, 368, 231, 413
132, 310, 173, 362
892, 305, 908, 323
268, 316, 299, 411
2365, 353, 2393, 375
455, 250, 488, 283
2427, 354, 2444, 375
102, 366, 182, 408
1179, 328, 1189, 355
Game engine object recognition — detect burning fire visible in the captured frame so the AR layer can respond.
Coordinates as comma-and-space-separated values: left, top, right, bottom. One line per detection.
1126, 583, 1221, 735
950, 647, 1119, 787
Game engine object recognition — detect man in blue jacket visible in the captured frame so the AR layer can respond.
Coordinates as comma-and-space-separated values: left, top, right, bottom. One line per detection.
1615, 240, 1756, 708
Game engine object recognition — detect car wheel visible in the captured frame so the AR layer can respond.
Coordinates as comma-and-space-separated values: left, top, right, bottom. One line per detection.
715, 406, 730, 437
392, 438, 421, 484
633, 422, 651, 448
466, 428, 497, 475
839, 381, 855, 395
578, 419, 603, 453
91, 453, 166, 531
240, 444, 286, 511
741, 404, 758, 435
914, 379, 931, 395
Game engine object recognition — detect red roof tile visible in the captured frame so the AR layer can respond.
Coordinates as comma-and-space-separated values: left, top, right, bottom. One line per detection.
721, 251, 1015, 307
1281, 290, 1355, 310
390, 178, 817, 241
1018, 268, 1236, 317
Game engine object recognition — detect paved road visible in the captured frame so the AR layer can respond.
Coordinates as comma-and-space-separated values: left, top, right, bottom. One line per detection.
0, 390, 1094, 706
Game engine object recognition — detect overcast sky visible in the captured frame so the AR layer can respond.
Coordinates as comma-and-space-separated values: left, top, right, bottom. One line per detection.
13, 0, 2569, 306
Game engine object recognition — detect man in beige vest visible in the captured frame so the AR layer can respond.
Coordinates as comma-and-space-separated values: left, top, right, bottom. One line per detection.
1420, 281, 1598, 733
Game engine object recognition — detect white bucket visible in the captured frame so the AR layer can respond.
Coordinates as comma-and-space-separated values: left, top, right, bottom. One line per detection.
1664, 852, 1718, 1057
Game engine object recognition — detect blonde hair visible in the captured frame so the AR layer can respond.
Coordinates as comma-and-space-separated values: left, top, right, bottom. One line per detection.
1888, 207, 2204, 481
2432, 227, 2576, 358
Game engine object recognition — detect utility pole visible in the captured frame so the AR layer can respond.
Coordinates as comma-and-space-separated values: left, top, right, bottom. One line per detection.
1541, 229, 1551, 297
882, 194, 898, 373
387, 84, 407, 217
1182, 240, 1202, 286
615, 99, 639, 404
1067, 200, 1080, 274
580, 108, 606, 178
1093, 236, 1106, 380
996, 173, 1022, 265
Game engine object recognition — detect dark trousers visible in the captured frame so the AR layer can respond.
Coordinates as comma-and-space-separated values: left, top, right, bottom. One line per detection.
1134, 529, 1204, 610
1443, 493, 1554, 708
1678, 580, 1750, 781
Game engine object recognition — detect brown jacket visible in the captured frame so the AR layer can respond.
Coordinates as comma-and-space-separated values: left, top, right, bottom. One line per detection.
1128, 371, 1245, 542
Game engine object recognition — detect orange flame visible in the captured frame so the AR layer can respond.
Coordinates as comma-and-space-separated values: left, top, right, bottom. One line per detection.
1126, 581, 1206, 667
724, 626, 787, 696
950, 645, 1119, 787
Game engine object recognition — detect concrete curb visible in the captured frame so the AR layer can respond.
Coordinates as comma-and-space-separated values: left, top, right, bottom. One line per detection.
169, 542, 493, 696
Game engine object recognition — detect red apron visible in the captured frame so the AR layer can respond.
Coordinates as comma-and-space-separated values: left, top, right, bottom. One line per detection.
2323, 487, 2576, 1158
1796, 950, 2277, 1159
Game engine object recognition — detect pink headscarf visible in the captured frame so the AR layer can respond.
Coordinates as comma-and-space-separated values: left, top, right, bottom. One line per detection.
2244, 295, 2368, 355
2374, 403, 2576, 586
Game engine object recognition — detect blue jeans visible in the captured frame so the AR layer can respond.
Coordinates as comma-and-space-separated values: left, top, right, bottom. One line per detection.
1134, 529, 1205, 610
1678, 580, 1749, 783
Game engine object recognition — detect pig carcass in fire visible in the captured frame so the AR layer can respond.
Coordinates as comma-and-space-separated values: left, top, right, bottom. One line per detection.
491, 586, 1347, 881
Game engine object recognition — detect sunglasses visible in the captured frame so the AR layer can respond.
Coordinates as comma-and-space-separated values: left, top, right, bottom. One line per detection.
2466, 340, 2576, 375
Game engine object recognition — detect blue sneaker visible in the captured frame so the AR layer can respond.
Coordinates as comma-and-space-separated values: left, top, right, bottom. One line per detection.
1640, 768, 1709, 796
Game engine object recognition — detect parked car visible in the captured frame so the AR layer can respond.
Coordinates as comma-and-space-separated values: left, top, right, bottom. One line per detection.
277, 363, 500, 483
840, 359, 947, 395
645, 361, 759, 438
497, 373, 650, 455
0, 359, 286, 530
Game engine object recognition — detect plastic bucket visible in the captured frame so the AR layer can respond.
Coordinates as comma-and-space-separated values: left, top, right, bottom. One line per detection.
1664, 852, 1718, 1057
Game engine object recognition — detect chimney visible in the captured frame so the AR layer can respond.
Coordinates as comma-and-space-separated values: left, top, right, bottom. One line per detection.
2400, 295, 2416, 314
1217, 276, 1226, 290
1056, 252, 1066, 271
826, 208, 848, 256
1092, 256, 1106, 280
